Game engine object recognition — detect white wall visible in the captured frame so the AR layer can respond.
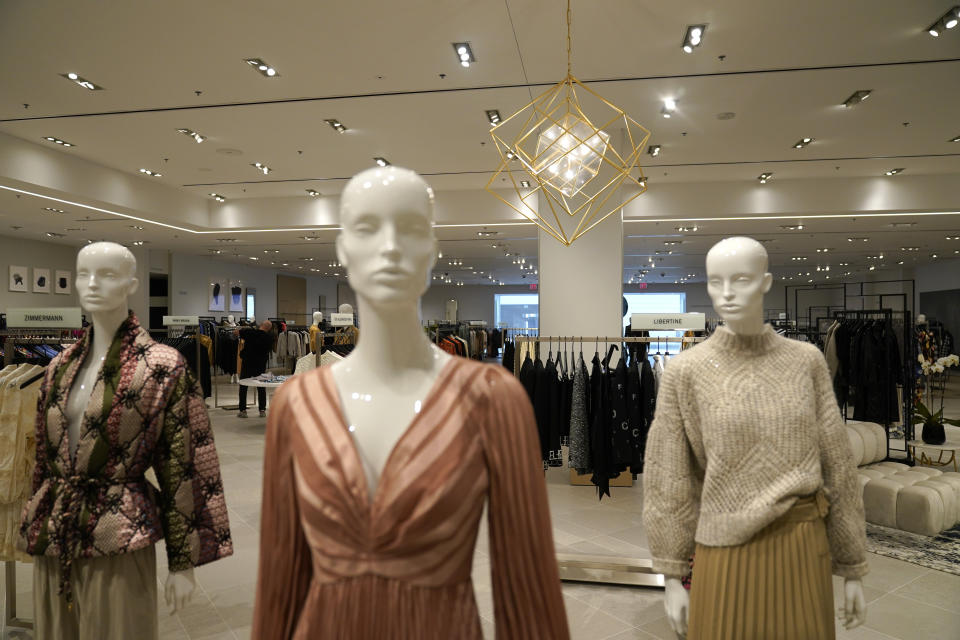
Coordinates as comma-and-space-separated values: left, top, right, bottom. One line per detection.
421, 284, 533, 326
0, 234, 82, 313
915, 258, 960, 294
168, 253, 338, 325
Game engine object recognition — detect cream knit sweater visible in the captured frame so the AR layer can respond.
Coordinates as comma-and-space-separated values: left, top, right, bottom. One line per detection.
642, 325, 869, 580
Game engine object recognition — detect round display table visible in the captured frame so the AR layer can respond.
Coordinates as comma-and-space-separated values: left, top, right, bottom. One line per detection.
907, 440, 960, 472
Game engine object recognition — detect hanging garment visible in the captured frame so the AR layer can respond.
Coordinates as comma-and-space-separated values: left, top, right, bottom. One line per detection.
567, 355, 590, 474
609, 356, 633, 469
19, 313, 233, 602
625, 355, 646, 474
543, 355, 563, 467
252, 360, 570, 640
851, 321, 901, 424
501, 340, 515, 372
588, 352, 613, 498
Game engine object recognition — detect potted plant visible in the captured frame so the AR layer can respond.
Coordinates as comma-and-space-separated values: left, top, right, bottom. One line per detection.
914, 353, 960, 444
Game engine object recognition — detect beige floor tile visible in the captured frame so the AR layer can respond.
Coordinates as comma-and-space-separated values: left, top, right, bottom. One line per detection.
835, 622, 899, 639
208, 583, 255, 631
562, 582, 666, 628
861, 593, 960, 640
893, 569, 960, 612
562, 593, 633, 640
832, 574, 887, 608
859, 553, 932, 593
605, 629, 661, 640
638, 613, 680, 640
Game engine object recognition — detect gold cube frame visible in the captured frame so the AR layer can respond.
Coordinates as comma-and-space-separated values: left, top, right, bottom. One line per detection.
487, 73, 651, 246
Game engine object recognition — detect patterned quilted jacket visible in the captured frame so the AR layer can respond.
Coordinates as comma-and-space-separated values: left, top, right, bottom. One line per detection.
19, 313, 232, 600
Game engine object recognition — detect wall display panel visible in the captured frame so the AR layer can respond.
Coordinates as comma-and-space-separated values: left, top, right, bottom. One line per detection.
229, 280, 244, 312
8, 265, 27, 292
54, 270, 71, 294
208, 280, 226, 312
32, 268, 50, 293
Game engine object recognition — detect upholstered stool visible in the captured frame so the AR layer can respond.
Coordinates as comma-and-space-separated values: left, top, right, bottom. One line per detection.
915, 480, 958, 528
896, 484, 945, 536
862, 478, 902, 528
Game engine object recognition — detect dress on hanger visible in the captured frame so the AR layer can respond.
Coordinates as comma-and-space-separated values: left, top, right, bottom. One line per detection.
253, 358, 569, 640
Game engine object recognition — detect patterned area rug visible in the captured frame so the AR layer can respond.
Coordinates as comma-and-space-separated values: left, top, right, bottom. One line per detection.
866, 522, 960, 575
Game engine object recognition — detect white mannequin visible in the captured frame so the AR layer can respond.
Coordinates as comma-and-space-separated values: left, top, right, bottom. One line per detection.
659, 236, 866, 637
329, 167, 450, 496
916, 313, 927, 325
227, 314, 236, 326
338, 303, 354, 316
312, 311, 323, 326
67, 242, 196, 614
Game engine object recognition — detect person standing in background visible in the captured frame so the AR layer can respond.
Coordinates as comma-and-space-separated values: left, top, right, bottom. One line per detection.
237, 320, 273, 417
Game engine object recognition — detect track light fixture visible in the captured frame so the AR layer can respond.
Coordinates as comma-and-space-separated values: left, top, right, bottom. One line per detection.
884, 168, 904, 176
374, 157, 390, 167
42, 136, 75, 147
324, 119, 347, 133
758, 172, 773, 184
61, 72, 103, 90
486, 109, 501, 126
251, 162, 271, 174
661, 98, 676, 118
244, 58, 279, 77
648, 144, 661, 157
176, 128, 206, 143
927, 6, 960, 35
842, 90, 871, 107
681, 24, 706, 53
209, 193, 225, 203
306, 189, 321, 197
453, 43, 475, 67
793, 137, 814, 149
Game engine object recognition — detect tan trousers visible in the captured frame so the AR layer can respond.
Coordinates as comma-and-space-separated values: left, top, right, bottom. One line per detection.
687, 495, 835, 640
33, 544, 158, 640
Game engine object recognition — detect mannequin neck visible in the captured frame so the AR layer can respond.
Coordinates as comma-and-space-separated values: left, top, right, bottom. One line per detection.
722, 312, 765, 336
352, 296, 434, 374
89, 305, 129, 359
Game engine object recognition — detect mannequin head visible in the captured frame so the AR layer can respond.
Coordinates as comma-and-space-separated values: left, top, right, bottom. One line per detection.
917, 313, 927, 325
336, 167, 437, 308
75, 242, 139, 315
338, 303, 354, 315
312, 311, 323, 326
227, 314, 235, 324
705, 237, 772, 335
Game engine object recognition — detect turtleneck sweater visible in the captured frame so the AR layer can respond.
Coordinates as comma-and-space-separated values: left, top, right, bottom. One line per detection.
642, 324, 868, 580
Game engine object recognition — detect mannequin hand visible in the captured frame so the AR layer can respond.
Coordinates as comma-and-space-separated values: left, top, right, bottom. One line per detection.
838, 578, 866, 630
164, 568, 196, 613
663, 577, 689, 638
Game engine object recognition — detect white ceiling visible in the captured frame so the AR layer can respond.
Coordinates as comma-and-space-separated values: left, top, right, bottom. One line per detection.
0, 0, 958, 284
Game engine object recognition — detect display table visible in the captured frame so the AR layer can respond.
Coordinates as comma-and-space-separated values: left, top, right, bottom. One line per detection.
907, 440, 960, 473
237, 377, 286, 413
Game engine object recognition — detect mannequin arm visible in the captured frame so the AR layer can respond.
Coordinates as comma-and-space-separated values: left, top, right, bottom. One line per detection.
839, 578, 866, 630
663, 577, 689, 638
164, 567, 196, 613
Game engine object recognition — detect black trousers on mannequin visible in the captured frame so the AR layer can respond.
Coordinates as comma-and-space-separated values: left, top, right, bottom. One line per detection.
239, 363, 267, 411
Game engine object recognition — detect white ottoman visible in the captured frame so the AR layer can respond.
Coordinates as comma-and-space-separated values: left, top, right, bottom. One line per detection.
897, 484, 945, 536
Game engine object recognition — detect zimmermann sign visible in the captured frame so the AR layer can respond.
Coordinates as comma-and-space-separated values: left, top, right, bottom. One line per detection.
7, 308, 83, 329
631, 313, 705, 331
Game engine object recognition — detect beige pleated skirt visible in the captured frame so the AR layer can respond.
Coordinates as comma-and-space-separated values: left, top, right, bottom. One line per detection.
687, 494, 834, 640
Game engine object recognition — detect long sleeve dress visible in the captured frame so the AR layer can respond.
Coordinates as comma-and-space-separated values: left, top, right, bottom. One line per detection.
252, 358, 569, 640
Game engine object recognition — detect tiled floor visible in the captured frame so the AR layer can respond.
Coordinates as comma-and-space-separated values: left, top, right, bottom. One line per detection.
3, 376, 960, 640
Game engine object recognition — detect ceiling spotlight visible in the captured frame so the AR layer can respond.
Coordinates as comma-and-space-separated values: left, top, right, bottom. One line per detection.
928, 6, 960, 35
209, 193, 226, 203
129, 225, 144, 230
306, 189, 321, 197
758, 172, 773, 184
931, 253, 939, 259
664, 240, 682, 246
453, 42, 475, 67
43, 207, 65, 214
251, 162, 271, 174
45, 232, 64, 238
790, 256, 808, 261
884, 168, 904, 176
374, 157, 390, 167
300, 235, 320, 241
946, 235, 960, 240
847, 237, 869, 242
950, 135, 960, 143
637, 176, 648, 188
519, 180, 531, 188
676, 225, 699, 232
793, 138, 814, 149
648, 144, 661, 157
900, 246, 919, 251
780, 224, 804, 230
324, 119, 347, 133
815, 248, 831, 253
661, 98, 676, 118
681, 24, 707, 53
139, 168, 162, 177
60, 72, 103, 90
132, 240, 145, 246
176, 128, 206, 143
244, 58, 279, 77
842, 90, 871, 107
486, 109, 501, 126
42, 136, 76, 147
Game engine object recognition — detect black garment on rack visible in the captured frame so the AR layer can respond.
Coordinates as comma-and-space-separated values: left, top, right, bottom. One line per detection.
156, 335, 212, 398
217, 331, 239, 375
544, 354, 563, 467
501, 340, 515, 372
609, 356, 633, 469
588, 351, 614, 499
852, 321, 901, 424
637, 357, 657, 471
625, 356, 645, 473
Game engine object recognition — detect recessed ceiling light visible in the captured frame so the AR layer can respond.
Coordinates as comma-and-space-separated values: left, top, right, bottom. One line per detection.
485, 109, 501, 126
946, 235, 960, 240
139, 168, 162, 177
129, 225, 144, 230
842, 90, 871, 107
661, 98, 676, 118
176, 128, 206, 143
60, 72, 103, 90
217, 238, 237, 242
900, 246, 920, 251
848, 237, 869, 242
251, 162, 271, 174
884, 168, 904, 176
681, 24, 707, 53
249, 256, 259, 260
305, 189, 321, 197
758, 172, 773, 184
780, 224, 804, 230
928, 6, 960, 35
45, 231, 64, 238
950, 135, 960, 143
664, 240, 682, 246
453, 42, 475, 67
43, 207, 65, 214
324, 119, 347, 133
888, 222, 916, 228
791, 256, 808, 261
676, 225, 699, 232
648, 144, 661, 157
374, 157, 390, 167
131, 240, 145, 246
637, 176, 648, 187
930, 253, 939, 259
300, 235, 320, 240
209, 193, 226, 203
793, 138, 814, 149
815, 248, 831, 253
519, 180, 531, 188
42, 136, 76, 147
244, 58, 279, 77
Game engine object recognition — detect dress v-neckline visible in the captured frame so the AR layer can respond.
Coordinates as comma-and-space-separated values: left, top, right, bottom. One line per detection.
323, 356, 460, 511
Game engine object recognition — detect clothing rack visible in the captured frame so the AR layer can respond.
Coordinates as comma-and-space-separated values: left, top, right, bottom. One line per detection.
513, 334, 707, 588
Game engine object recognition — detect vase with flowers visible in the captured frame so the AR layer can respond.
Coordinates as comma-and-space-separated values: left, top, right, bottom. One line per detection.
914, 352, 960, 445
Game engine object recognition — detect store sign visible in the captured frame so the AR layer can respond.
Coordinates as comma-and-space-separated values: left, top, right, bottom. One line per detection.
631, 312, 705, 331
163, 315, 199, 326
6, 307, 83, 329
331, 312, 354, 326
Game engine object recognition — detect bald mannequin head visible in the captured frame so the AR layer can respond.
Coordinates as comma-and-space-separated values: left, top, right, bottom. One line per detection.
336, 167, 439, 308
705, 236, 773, 335
79, 242, 137, 278
75, 241, 139, 315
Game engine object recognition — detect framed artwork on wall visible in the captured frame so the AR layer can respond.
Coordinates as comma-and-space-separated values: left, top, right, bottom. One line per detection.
33, 268, 51, 293
8, 265, 28, 292
229, 280, 244, 312
55, 270, 72, 294
209, 280, 226, 312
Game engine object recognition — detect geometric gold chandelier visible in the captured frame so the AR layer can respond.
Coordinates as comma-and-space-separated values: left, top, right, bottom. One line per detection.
486, 0, 651, 246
